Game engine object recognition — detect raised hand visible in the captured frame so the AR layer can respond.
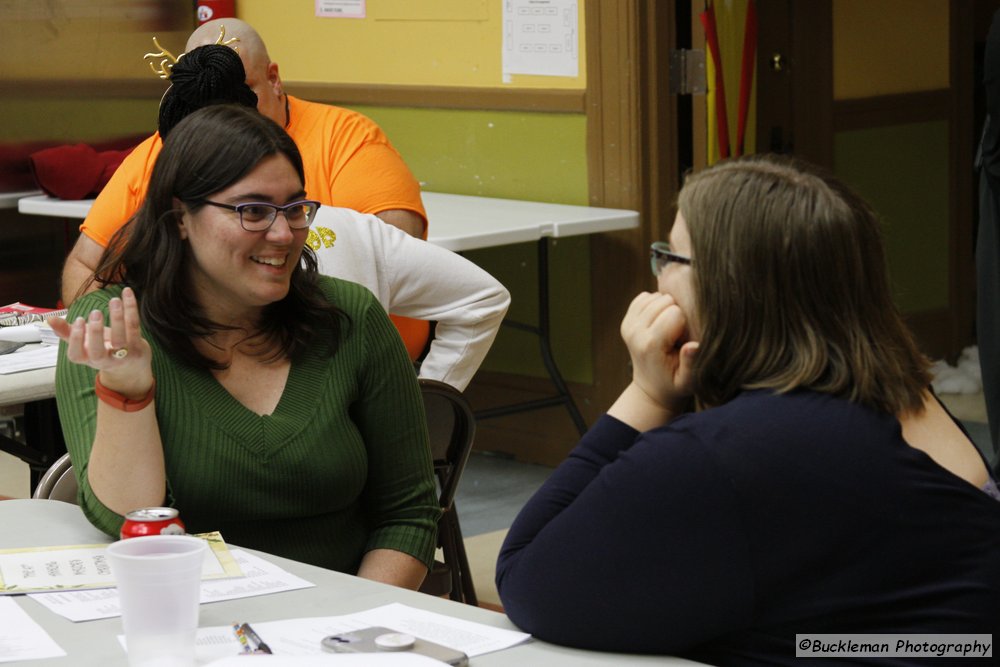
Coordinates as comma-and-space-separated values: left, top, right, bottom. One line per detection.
619, 291, 699, 416
50, 287, 154, 397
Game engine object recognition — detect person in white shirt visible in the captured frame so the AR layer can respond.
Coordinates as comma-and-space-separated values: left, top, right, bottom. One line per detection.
310, 206, 509, 391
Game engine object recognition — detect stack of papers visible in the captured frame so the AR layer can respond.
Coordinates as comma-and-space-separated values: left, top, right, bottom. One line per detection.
26, 548, 314, 622
0, 537, 531, 665
177, 602, 530, 664
0, 324, 43, 344
0, 303, 66, 327
0, 597, 66, 662
0, 306, 64, 373
0, 323, 59, 349
0, 345, 58, 374
36, 323, 59, 346
0, 532, 242, 595
206, 656, 446, 666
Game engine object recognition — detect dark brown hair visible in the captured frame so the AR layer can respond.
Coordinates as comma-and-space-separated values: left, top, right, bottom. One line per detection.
94, 104, 342, 370
678, 154, 930, 415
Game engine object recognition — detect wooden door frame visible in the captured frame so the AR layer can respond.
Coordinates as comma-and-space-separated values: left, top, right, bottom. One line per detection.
755, 0, 975, 360
832, 1, 975, 360
586, 0, 978, 383
948, 0, 977, 358
585, 0, 679, 418
755, 0, 833, 166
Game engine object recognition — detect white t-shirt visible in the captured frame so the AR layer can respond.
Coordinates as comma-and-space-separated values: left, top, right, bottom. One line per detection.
307, 206, 510, 391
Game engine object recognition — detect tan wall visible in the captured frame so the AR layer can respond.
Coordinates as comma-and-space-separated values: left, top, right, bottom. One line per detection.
0, 1, 192, 80
238, 0, 585, 89
833, 0, 949, 99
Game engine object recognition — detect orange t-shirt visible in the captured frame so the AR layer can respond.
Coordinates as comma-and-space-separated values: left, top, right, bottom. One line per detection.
81, 96, 430, 358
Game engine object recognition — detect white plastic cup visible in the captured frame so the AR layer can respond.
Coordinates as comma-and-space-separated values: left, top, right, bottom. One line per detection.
106, 534, 208, 667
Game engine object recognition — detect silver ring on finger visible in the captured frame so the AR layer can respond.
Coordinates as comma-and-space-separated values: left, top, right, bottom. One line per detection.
111, 347, 129, 360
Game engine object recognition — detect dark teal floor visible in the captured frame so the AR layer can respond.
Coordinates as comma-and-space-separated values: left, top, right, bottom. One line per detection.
454, 452, 551, 537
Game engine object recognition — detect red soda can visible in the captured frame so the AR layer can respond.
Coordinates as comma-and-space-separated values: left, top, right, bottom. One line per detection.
120, 507, 186, 539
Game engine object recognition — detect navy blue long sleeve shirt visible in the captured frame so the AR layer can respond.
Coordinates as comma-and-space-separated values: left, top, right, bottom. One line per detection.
496, 390, 1000, 665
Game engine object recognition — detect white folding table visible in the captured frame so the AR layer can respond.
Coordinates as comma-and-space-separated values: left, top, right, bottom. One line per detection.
0, 354, 59, 491
0, 189, 42, 209
0, 499, 703, 667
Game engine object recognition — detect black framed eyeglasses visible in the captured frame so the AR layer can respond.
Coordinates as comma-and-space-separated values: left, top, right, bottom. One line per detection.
650, 241, 692, 277
197, 199, 321, 232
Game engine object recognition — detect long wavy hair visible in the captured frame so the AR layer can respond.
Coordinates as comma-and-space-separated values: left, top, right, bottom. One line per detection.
94, 104, 343, 370
679, 154, 930, 415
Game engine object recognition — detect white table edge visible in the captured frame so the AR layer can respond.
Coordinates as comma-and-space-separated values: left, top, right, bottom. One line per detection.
0, 189, 43, 209
0, 499, 702, 667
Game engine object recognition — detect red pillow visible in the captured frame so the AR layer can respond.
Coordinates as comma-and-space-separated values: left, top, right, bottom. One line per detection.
29, 143, 137, 200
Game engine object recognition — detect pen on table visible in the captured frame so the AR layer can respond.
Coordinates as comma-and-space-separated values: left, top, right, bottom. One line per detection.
232, 623, 251, 653
240, 622, 273, 654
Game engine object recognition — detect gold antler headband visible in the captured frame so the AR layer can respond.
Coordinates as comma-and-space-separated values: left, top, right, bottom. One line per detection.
143, 25, 240, 79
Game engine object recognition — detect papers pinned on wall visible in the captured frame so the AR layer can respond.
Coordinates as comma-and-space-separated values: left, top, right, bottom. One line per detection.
502, 0, 579, 80
316, 0, 366, 19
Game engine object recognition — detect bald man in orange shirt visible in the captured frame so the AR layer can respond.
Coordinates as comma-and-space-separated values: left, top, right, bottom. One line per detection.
62, 18, 430, 358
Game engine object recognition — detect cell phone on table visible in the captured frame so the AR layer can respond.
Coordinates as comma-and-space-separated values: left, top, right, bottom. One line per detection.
321, 626, 468, 666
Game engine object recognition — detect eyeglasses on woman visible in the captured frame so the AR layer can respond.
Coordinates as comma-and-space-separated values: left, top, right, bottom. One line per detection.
196, 199, 322, 232
650, 241, 692, 277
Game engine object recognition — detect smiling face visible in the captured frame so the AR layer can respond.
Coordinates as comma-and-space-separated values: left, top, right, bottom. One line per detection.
657, 211, 700, 343
177, 153, 308, 323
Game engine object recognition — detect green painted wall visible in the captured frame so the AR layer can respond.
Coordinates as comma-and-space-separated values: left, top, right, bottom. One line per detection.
833, 121, 950, 313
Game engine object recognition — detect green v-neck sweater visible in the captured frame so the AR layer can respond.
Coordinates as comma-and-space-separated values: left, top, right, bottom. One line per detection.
56, 277, 439, 573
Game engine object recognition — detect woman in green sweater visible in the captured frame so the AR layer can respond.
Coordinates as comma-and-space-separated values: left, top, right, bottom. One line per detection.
52, 104, 439, 590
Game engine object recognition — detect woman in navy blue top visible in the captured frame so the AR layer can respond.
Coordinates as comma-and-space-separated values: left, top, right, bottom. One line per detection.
495, 155, 1000, 665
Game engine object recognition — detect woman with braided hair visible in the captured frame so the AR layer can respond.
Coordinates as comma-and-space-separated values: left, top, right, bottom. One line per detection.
156, 43, 258, 140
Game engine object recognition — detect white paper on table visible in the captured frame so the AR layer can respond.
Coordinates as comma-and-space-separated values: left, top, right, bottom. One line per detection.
0, 345, 57, 374
0, 545, 115, 592
0, 324, 42, 343
0, 596, 66, 663
174, 602, 530, 664
28, 548, 314, 622
1, 539, 231, 595
207, 655, 443, 666
351, 603, 530, 657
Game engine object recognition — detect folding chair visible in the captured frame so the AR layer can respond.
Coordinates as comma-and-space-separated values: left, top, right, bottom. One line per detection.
417, 379, 478, 606
30, 452, 78, 503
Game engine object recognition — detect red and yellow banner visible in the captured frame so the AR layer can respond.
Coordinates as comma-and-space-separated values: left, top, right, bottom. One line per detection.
700, 0, 758, 164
